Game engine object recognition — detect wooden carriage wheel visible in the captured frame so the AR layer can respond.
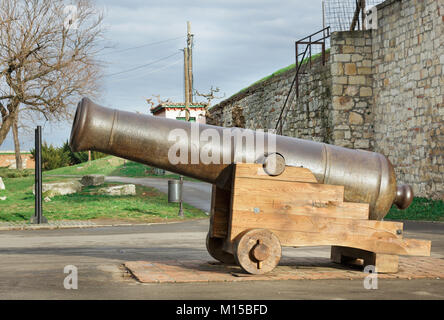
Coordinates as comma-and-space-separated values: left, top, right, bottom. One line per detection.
206, 233, 236, 265
234, 229, 282, 274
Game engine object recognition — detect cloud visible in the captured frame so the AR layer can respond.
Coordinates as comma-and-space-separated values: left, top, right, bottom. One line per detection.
1, 0, 323, 150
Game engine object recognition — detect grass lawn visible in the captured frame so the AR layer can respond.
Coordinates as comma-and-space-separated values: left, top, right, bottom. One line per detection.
1, 156, 442, 222
44, 156, 193, 180
0, 175, 206, 223
385, 197, 444, 221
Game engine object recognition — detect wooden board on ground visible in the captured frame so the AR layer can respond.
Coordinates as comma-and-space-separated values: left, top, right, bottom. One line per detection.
331, 246, 400, 273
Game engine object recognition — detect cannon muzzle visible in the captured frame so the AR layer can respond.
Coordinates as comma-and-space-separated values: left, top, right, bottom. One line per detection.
70, 97, 413, 220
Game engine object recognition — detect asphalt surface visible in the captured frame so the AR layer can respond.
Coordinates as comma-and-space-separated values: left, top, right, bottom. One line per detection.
106, 176, 212, 212
1, 219, 443, 300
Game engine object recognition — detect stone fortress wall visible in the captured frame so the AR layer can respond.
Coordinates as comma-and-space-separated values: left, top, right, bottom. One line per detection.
208, 0, 443, 199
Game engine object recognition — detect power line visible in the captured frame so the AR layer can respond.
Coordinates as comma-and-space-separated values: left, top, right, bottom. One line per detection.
96, 36, 183, 56
111, 58, 183, 82
104, 51, 181, 77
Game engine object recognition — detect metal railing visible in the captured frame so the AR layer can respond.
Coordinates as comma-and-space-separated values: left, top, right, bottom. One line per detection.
275, 27, 331, 135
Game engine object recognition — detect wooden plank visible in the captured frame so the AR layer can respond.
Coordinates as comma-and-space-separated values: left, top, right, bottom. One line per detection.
235, 198, 369, 220
233, 177, 345, 204
229, 210, 403, 243
237, 228, 430, 256
209, 185, 231, 238
230, 222, 430, 256
373, 254, 399, 273
331, 246, 399, 273
234, 163, 318, 183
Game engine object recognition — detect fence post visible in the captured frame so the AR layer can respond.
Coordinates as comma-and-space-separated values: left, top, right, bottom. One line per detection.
31, 126, 47, 224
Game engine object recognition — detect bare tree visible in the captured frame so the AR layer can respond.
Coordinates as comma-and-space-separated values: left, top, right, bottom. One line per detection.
194, 86, 225, 120
146, 94, 173, 111
0, 0, 104, 164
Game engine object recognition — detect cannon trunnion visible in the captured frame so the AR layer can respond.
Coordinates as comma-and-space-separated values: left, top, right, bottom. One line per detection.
70, 98, 431, 275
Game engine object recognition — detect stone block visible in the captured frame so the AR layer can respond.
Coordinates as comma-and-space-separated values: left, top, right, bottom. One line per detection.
333, 130, 345, 140
344, 85, 359, 96
358, 67, 372, 75
34, 180, 83, 198
0, 177, 4, 190
349, 76, 366, 85
342, 45, 355, 54
332, 84, 343, 95
360, 87, 373, 97
333, 96, 354, 110
345, 63, 357, 75
349, 112, 364, 125
98, 184, 136, 196
334, 54, 351, 63
81, 174, 105, 187
355, 140, 370, 149
352, 54, 363, 62
333, 76, 348, 85
331, 63, 343, 76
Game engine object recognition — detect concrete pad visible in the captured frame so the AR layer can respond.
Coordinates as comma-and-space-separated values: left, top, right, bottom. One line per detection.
125, 256, 444, 283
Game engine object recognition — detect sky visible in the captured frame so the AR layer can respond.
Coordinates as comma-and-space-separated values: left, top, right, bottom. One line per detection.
0, 0, 324, 151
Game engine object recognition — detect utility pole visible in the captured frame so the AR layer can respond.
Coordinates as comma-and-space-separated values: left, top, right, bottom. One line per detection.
184, 47, 190, 120
187, 21, 193, 103
183, 21, 194, 121
177, 21, 194, 217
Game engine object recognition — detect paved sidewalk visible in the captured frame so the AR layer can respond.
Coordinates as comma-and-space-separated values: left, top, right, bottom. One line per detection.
125, 256, 444, 283
0, 220, 98, 231
1, 220, 443, 299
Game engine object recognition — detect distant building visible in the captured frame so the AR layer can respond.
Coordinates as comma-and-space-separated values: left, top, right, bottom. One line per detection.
0, 151, 35, 169
151, 102, 207, 124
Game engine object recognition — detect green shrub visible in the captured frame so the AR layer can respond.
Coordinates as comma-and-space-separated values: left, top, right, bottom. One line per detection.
0, 168, 33, 178
62, 141, 107, 165
30, 142, 70, 171
29, 141, 107, 171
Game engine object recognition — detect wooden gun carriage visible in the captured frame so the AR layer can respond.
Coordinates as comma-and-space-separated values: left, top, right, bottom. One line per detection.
69, 98, 431, 275
207, 162, 431, 274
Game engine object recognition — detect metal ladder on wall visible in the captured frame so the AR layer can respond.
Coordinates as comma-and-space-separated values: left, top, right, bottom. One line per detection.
275, 27, 331, 135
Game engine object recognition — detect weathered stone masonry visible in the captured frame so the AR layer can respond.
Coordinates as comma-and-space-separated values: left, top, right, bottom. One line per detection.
371, 0, 443, 199
209, 53, 332, 144
209, 0, 443, 199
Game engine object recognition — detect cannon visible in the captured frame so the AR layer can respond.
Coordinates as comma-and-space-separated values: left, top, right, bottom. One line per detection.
70, 98, 431, 274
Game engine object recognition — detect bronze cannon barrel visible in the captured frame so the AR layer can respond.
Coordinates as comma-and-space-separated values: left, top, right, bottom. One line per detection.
69, 98, 413, 220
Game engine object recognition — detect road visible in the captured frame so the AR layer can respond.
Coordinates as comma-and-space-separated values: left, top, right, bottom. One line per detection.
0, 219, 443, 299
106, 176, 212, 213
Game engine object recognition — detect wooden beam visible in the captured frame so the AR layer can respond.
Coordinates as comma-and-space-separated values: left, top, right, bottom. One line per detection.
209, 185, 231, 238
331, 246, 399, 273
233, 178, 345, 204
233, 163, 318, 184
273, 230, 431, 256
235, 198, 369, 220
229, 210, 403, 242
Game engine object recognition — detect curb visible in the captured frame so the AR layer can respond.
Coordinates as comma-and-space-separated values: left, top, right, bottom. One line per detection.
0, 219, 197, 231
